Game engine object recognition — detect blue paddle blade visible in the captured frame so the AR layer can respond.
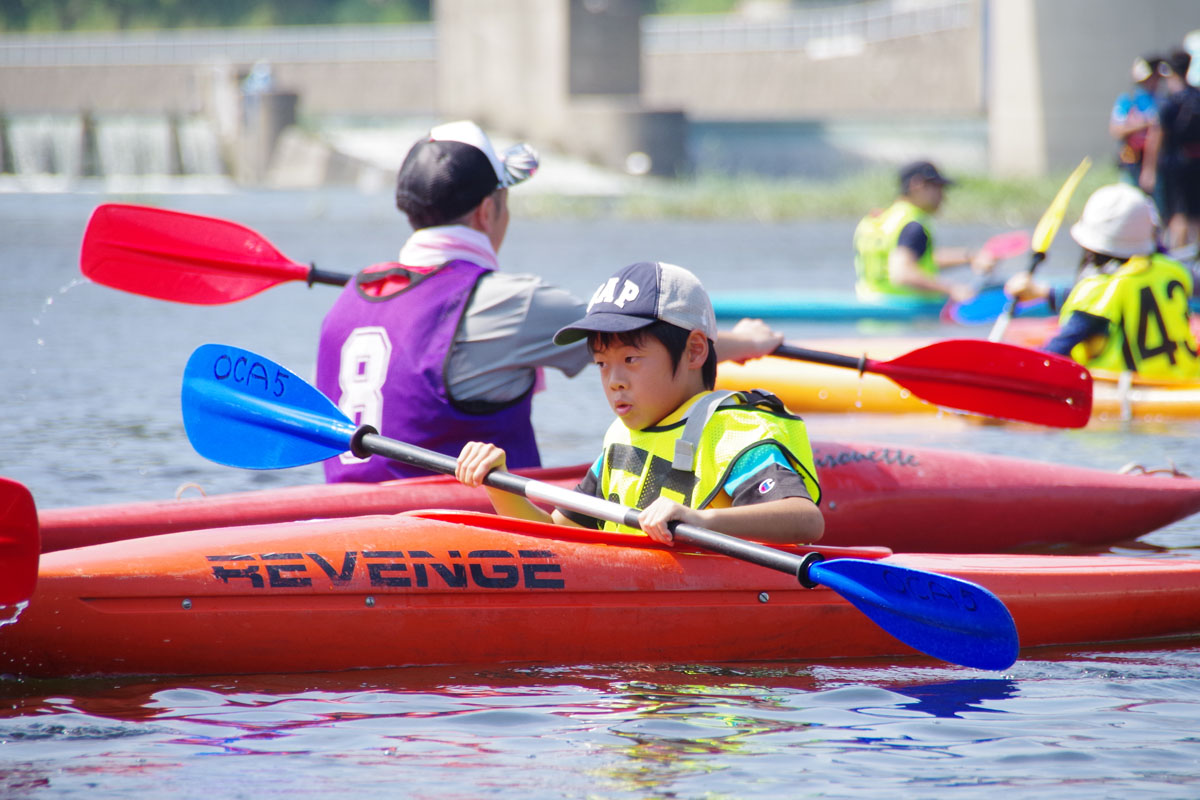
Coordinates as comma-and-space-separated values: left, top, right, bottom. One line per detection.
947, 286, 1056, 326
811, 559, 1019, 670
182, 343, 357, 469
945, 286, 1008, 325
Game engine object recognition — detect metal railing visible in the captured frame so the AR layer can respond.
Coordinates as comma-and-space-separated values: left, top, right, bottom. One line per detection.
0, 23, 435, 67
643, 0, 973, 54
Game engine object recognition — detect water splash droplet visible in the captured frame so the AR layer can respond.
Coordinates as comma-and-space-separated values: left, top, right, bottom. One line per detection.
0, 601, 29, 629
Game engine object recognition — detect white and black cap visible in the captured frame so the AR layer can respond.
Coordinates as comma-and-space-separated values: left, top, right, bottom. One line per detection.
395, 120, 538, 224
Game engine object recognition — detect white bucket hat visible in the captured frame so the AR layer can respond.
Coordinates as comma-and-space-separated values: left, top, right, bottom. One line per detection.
1069, 183, 1160, 259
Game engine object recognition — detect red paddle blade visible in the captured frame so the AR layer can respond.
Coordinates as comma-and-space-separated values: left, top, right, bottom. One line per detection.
80, 204, 311, 305
0, 478, 39, 606
875, 340, 1093, 428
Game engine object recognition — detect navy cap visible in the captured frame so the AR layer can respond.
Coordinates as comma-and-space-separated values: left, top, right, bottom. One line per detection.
899, 160, 955, 191
554, 262, 718, 346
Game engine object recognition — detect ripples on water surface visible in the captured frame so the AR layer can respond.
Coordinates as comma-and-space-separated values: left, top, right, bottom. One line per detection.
2, 191, 1200, 797
3, 651, 1200, 799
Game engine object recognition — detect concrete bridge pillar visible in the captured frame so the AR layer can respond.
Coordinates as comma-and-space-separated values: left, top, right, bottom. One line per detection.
988, 0, 1200, 176
236, 90, 298, 184
435, 0, 687, 176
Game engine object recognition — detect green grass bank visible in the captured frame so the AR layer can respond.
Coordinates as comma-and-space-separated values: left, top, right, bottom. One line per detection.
514, 162, 1122, 227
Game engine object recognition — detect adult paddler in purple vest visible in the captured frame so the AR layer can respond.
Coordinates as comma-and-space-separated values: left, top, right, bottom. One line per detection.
317, 120, 785, 482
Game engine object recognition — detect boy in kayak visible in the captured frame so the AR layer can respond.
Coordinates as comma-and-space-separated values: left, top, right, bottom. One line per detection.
317, 121, 784, 483
456, 261, 825, 546
853, 160, 997, 304
1005, 183, 1199, 379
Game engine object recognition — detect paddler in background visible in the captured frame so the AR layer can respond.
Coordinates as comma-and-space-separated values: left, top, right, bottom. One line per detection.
1005, 183, 1199, 380
853, 160, 998, 305
316, 121, 785, 483
456, 261, 825, 546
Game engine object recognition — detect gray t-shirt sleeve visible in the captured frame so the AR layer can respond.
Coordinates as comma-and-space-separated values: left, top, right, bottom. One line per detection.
447, 272, 593, 404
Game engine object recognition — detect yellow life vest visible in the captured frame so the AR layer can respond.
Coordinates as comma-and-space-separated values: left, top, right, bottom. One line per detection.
1058, 253, 1200, 379
594, 390, 821, 535
853, 199, 942, 300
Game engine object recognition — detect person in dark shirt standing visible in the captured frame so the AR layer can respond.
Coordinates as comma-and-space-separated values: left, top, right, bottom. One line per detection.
1141, 49, 1200, 252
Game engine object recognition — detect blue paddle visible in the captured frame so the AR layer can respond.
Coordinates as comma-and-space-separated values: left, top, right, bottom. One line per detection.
181, 343, 1020, 671
949, 280, 1200, 325
944, 285, 1055, 325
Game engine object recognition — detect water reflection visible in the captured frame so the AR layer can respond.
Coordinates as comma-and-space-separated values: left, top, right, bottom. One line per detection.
889, 678, 1016, 719
0, 651, 1198, 796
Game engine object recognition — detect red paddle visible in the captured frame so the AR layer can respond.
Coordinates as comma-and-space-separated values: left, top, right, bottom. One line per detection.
978, 230, 1031, 262
80, 203, 349, 305
774, 340, 1093, 428
82, 203, 1093, 428
0, 478, 40, 606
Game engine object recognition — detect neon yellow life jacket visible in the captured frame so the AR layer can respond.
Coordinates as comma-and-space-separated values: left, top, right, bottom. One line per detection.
1058, 253, 1200, 379
853, 199, 942, 300
594, 390, 821, 535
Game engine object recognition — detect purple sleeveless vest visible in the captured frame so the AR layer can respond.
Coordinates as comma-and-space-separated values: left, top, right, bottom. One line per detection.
316, 260, 540, 482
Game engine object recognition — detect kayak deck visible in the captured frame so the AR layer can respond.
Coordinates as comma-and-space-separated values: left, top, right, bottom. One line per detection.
710, 290, 944, 321
36, 438, 1200, 554
4, 511, 1200, 678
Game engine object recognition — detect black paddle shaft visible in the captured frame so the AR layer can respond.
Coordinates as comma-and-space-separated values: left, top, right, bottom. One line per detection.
353, 429, 823, 585
307, 266, 351, 288
774, 344, 866, 372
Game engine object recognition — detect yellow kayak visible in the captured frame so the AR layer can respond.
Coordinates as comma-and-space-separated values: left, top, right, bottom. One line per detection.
717, 336, 1200, 422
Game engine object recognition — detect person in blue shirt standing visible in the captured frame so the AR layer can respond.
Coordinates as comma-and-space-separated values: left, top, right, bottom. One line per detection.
1111, 55, 1163, 208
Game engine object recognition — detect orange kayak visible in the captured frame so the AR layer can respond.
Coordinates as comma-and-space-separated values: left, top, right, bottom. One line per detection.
5, 509, 1200, 678
36, 439, 1200, 554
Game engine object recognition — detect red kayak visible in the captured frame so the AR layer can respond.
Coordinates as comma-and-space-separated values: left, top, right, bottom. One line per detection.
37, 439, 1200, 555
5, 509, 1200, 678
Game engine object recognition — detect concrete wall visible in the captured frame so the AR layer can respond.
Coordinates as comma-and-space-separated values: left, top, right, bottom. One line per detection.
1, 65, 206, 113
436, 0, 570, 138
437, 0, 686, 176
5, 1, 1199, 177
436, 0, 647, 140
643, 22, 982, 119
0, 62, 435, 116
989, 0, 1199, 175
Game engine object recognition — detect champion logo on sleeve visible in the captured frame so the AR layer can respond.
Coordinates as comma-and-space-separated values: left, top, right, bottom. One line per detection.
758, 478, 776, 494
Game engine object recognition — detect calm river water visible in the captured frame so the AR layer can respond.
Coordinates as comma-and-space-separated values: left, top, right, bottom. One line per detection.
2, 189, 1199, 798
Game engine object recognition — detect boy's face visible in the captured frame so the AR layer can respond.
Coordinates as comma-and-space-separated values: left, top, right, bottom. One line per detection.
591, 332, 705, 430
908, 178, 945, 214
